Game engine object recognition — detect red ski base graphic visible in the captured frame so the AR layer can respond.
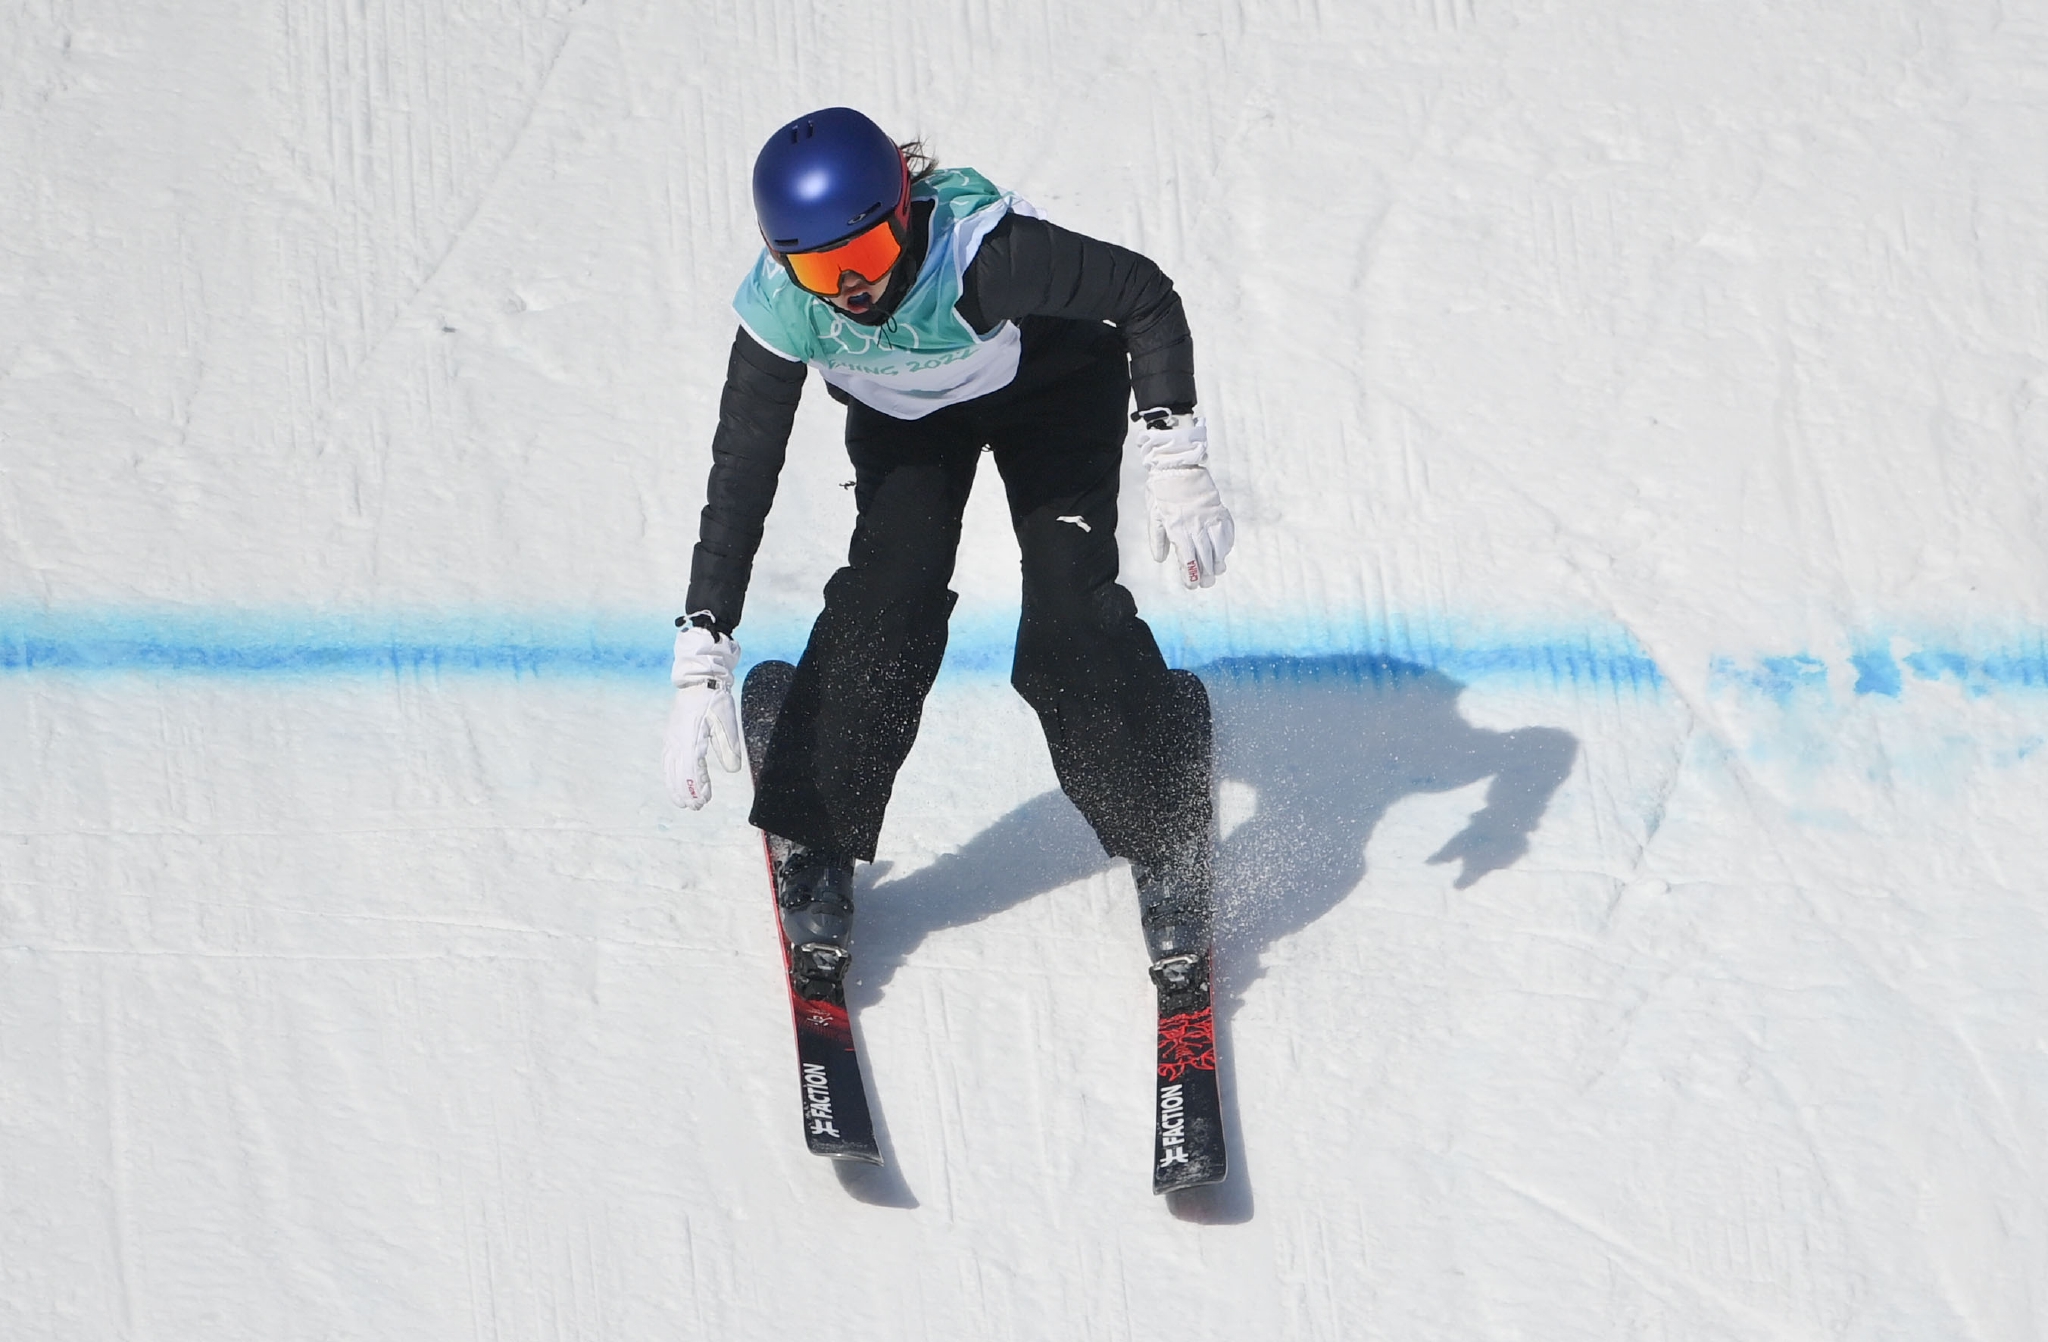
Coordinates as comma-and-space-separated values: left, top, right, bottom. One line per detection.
793, 997, 852, 1045
1157, 1007, 1217, 1081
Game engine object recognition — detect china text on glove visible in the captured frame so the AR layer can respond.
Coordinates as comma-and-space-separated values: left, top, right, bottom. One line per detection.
1136, 413, 1235, 589
663, 622, 742, 809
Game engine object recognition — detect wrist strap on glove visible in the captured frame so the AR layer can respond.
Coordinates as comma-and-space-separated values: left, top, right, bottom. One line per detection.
675, 610, 730, 640
1135, 413, 1210, 473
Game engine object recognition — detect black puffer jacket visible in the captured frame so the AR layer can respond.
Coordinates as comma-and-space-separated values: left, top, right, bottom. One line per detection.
685, 212, 1199, 631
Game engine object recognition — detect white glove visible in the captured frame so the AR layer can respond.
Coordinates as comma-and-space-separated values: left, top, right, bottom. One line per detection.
663, 622, 742, 810
1136, 413, 1234, 589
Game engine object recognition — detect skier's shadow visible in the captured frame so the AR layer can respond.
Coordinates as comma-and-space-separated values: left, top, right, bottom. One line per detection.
845, 654, 1577, 1220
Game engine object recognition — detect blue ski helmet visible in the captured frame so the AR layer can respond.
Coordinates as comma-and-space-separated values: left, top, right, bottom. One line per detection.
752, 107, 909, 254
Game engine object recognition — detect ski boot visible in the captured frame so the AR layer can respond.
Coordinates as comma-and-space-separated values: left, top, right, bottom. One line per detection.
775, 841, 856, 1002
1133, 843, 1213, 992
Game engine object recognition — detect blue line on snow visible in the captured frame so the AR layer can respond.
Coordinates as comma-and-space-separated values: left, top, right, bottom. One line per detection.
1717, 635, 2048, 702
0, 606, 1663, 691
0, 615, 666, 677
4, 608, 2047, 698
1708, 654, 1831, 705
1849, 647, 1905, 698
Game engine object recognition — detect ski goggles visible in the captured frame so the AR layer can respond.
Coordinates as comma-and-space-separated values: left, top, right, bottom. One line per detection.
776, 214, 905, 297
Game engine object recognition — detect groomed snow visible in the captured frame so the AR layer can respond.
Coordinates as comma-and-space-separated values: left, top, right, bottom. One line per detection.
3, 1, 2046, 1337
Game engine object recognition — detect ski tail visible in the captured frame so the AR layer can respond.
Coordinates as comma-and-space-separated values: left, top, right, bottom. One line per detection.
741, 659, 883, 1165
1153, 949, 1226, 1192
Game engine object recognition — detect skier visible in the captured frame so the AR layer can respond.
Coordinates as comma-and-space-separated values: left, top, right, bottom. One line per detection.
662, 106, 1234, 992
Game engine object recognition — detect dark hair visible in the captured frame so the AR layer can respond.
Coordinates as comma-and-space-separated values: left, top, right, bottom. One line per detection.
899, 139, 939, 182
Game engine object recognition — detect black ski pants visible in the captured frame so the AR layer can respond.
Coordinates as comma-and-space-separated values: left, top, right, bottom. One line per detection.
750, 337, 1207, 867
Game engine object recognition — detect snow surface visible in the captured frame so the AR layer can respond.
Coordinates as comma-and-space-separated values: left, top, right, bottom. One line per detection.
4, 0, 2048, 1336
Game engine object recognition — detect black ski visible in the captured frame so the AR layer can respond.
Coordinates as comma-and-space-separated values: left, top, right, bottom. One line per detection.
1152, 948, 1225, 1192
1150, 669, 1227, 1194
741, 659, 882, 1165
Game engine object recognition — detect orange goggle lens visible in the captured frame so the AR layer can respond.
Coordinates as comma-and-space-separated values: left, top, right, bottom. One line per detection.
781, 217, 904, 296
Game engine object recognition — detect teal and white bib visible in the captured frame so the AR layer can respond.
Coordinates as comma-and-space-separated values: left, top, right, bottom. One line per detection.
732, 167, 1036, 420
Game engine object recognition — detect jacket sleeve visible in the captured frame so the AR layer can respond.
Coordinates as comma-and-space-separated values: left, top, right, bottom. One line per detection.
684, 328, 807, 632
956, 213, 1197, 414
